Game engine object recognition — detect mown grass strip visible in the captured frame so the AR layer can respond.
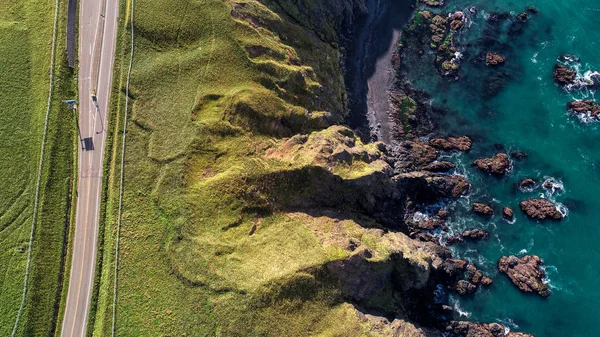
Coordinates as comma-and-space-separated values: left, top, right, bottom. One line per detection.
11, 0, 61, 334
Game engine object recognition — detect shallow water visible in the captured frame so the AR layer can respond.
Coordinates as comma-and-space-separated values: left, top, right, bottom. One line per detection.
400, 1, 600, 336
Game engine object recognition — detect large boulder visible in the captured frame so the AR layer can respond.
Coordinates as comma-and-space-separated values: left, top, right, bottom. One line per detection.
567, 100, 600, 118
553, 64, 576, 85
519, 199, 563, 220
472, 153, 510, 176
455, 280, 477, 295
486, 53, 505, 66
429, 136, 472, 151
498, 255, 549, 297
502, 206, 514, 220
519, 178, 536, 189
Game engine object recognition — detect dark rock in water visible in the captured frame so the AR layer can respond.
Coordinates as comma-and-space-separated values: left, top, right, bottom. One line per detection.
543, 179, 563, 192
440, 259, 468, 280
553, 64, 577, 85
429, 136, 472, 151
393, 141, 438, 172
422, 161, 457, 173
472, 203, 494, 216
437, 209, 450, 219
519, 178, 536, 189
516, 12, 529, 22
411, 232, 439, 244
421, 0, 442, 7
446, 235, 464, 245
519, 199, 563, 220
472, 153, 510, 176
480, 275, 493, 286
502, 206, 514, 219
461, 228, 489, 241
498, 255, 550, 297
511, 151, 528, 160
527, 7, 538, 14
493, 143, 504, 150
484, 70, 513, 98
567, 100, 600, 118
455, 279, 477, 295
466, 264, 492, 286
445, 321, 535, 337
486, 52, 505, 66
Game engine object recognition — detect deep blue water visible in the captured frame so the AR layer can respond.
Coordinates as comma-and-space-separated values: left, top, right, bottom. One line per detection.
400, 1, 600, 336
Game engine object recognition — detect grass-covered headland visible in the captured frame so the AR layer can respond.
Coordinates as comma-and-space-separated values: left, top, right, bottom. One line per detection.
91, 0, 448, 336
0, 0, 77, 335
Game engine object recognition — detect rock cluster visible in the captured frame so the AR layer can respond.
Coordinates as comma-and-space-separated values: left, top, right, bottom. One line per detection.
498, 255, 550, 297
461, 229, 489, 241
519, 199, 563, 220
472, 153, 510, 176
446, 321, 535, 337
429, 136, 472, 151
519, 178, 536, 189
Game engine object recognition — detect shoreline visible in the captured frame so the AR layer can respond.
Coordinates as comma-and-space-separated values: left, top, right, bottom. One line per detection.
344, 0, 414, 144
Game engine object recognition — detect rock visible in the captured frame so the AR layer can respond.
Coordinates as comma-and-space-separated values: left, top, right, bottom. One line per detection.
420, 10, 432, 20
519, 199, 563, 220
511, 151, 528, 160
455, 280, 477, 295
411, 218, 443, 230
486, 53, 505, 66
422, 161, 457, 173
498, 255, 550, 297
502, 206, 514, 219
428, 175, 470, 198
446, 235, 464, 245
553, 64, 576, 85
437, 209, 450, 219
429, 136, 472, 151
440, 259, 468, 279
519, 178, 536, 189
446, 321, 535, 337
567, 100, 600, 118
450, 19, 464, 30
543, 179, 563, 192
527, 7, 538, 14
472, 153, 510, 176
394, 141, 438, 172
472, 203, 494, 216
421, 0, 442, 7
461, 229, 489, 241
480, 275, 493, 286
516, 12, 528, 22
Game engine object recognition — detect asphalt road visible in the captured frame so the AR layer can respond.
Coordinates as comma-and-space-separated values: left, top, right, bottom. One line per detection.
60, 0, 118, 336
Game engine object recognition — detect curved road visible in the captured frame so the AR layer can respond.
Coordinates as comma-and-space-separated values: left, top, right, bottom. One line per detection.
61, 0, 119, 336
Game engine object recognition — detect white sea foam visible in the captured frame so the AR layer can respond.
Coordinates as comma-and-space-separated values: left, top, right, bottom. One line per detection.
519, 249, 527, 254
497, 317, 519, 330
450, 297, 471, 318
531, 52, 539, 64
412, 211, 430, 222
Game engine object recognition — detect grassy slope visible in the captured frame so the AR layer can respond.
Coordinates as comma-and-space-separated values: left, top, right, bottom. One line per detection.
0, 0, 76, 335
90, 0, 414, 336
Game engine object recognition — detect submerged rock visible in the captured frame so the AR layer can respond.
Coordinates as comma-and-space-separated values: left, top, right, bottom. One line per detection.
429, 136, 472, 151
498, 255, 550, 297
472, 153, 510, 176
519, 199, 563, 220
472, 203, 494, 216
553, 64, 576, 85
510, 151, 528, 160
567, 100, 600, 118
516, 12, 529, 22
486, 52, 505, 66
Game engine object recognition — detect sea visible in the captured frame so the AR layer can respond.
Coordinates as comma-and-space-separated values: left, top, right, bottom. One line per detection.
397, 0, 600, 335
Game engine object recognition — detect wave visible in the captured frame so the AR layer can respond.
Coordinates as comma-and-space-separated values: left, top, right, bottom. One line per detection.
450, 297, 472, 318
497, 317, 519, 330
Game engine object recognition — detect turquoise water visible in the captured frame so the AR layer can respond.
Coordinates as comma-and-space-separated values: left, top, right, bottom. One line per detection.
401, 1, 600, 335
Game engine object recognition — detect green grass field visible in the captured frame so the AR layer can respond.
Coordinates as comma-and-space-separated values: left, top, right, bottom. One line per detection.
0, 0, 77, 335
87, 0, 398, 336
